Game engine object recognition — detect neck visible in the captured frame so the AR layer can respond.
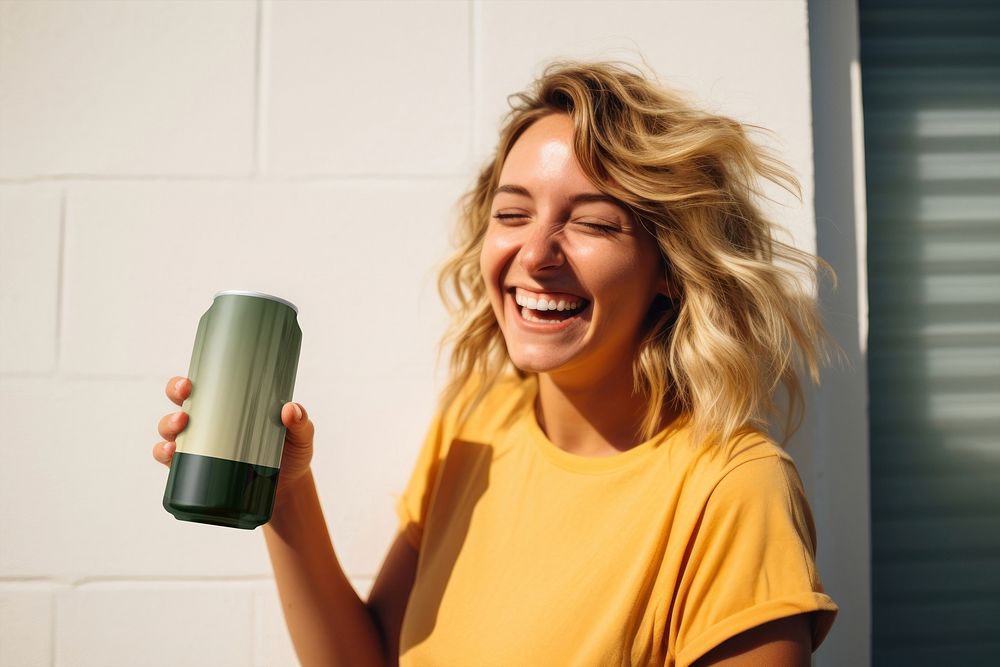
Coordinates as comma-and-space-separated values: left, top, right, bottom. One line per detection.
534, 367, 676, 457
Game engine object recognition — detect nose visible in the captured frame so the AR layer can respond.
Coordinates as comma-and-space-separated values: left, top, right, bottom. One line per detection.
518, 222, 565, 273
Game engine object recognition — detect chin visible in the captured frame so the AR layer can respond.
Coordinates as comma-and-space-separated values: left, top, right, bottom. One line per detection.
506, 349, 574, 376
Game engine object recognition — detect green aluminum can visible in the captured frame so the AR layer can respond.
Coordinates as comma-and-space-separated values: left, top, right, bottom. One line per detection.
163, 290, 302, 530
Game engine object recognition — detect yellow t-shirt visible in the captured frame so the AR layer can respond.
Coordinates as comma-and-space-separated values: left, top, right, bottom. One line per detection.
395, 374, 838, 666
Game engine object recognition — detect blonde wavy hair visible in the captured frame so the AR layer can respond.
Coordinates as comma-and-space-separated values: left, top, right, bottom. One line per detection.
436, 59, 834, 449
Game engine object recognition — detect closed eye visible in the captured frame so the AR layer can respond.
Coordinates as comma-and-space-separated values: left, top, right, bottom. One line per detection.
575, 221, 618, 235
491, 214, 619, 238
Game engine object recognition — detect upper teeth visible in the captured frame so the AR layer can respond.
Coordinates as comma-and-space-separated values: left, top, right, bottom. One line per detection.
515, 291, 583, 312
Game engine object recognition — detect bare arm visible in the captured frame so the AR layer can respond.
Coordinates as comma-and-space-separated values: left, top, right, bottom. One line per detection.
154, 376, 418, 667
690, 613, 813, 667
263, 469, 419, 667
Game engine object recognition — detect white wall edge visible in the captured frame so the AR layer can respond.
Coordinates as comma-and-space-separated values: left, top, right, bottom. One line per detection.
807, 0, 873, 664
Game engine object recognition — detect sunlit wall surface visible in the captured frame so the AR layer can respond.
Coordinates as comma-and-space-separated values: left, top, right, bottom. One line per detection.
860, 0, 1000, 663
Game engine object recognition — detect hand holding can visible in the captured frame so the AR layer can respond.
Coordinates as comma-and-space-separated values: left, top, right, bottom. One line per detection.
160, 290, 303, 530
153, 377, 315, 505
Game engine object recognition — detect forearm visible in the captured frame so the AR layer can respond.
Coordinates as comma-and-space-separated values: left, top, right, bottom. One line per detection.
262, 468, 386, 667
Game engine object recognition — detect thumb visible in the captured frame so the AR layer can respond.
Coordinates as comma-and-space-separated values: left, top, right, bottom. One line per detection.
282, 402, 314, 446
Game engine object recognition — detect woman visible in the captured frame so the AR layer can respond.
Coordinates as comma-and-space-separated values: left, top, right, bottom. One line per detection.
154, 59, 839, 666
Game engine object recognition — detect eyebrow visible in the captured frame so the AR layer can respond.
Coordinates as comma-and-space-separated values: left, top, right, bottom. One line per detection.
491, 184, 624, 208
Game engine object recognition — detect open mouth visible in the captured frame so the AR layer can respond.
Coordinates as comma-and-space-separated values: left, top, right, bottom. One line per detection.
511, 287, 590, 324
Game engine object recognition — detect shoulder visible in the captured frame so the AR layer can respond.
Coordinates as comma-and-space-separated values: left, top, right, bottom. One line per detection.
715, 431, 801, 500
682, 428, 817, 548
713, 427, 795, 473
683, 428, 798, 502
682, 430, 823, 587
395, 373, 534, 545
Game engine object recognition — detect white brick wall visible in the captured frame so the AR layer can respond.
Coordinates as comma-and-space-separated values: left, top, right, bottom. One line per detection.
0, 186, 62, 373
0, 1, 257, 177
0, 583, 52, 666
266, 1, 472, 176
0, 1, 832, 665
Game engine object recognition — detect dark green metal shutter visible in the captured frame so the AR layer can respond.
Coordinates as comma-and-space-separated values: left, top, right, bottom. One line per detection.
859, 0, 1000, 663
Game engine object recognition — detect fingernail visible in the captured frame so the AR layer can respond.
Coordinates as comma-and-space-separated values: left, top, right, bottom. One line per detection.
174, 379, 185, 393
293, 404, 303, 422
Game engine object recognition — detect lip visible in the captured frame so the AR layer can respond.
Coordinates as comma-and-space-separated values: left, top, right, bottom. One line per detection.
506, 290, 591, 333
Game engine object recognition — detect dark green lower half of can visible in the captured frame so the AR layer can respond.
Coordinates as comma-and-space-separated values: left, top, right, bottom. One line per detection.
163, 452, 280, 530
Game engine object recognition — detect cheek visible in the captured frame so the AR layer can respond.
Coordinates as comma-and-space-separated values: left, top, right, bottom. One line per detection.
478, 237, 500, 293
479, 228, 517, 289
576, 242, 636, 286
478, 233, 507, 321
591, 248, 662, 313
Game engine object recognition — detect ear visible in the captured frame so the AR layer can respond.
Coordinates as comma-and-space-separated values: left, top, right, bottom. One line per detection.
656, 274, 670, 298
656, 267, 681, 302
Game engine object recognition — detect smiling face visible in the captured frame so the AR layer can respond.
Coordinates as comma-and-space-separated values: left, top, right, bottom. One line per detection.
480, 112, 667, 385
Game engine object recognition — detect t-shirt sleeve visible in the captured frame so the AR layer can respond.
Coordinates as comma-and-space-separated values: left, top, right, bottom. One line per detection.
672, 453, 839, 666
394, 407, 450, 551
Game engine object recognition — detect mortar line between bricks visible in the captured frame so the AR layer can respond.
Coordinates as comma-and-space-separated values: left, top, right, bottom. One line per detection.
469, 0, 478, 162
73, 575, 279, 587
0, 576, 274, 584
51, 581, 57, 667
0, 173, 468, 184
0, 369, 422, 382
252, 580, 261, 664
0, 371, 157, 381
252, 0, 269, 176
55, 190, 66, 374
0, 574, 375, 587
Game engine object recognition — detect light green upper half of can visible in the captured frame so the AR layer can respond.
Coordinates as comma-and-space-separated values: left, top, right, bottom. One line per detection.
176, 294, 302, 468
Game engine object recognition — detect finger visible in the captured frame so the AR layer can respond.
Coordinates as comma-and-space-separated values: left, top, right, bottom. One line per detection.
158, 411, 188, 441
281, 402, 314, 447
153, 440, 175, 467
165, 376, 191, 406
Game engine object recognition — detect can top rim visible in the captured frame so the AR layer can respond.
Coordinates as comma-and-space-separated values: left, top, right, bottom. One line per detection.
213, 290, 299, 314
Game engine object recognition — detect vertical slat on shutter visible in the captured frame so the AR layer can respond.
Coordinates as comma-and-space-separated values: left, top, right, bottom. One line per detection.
859, 0, 1000, 663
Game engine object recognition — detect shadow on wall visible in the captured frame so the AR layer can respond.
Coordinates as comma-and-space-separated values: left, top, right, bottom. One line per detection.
859, 0, 1000, 663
